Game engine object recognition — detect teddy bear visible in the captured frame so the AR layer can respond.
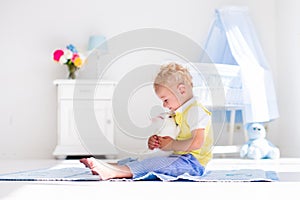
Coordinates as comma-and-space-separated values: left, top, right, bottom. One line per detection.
240, 122, 280, 159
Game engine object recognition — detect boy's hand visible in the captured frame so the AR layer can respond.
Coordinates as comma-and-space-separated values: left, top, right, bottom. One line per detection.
148, 135, 159, 150
158, 136, 174, 151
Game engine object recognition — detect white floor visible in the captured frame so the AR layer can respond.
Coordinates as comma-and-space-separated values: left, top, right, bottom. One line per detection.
0, 158, 300, 200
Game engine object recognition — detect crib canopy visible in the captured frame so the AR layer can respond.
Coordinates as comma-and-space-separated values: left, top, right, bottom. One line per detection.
201, 6, 279, 124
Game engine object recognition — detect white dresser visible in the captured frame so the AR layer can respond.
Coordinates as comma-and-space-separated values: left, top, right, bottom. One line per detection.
53, 79, 118, 159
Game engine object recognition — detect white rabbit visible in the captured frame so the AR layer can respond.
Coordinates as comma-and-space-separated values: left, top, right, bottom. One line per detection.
140, 112, 180, 159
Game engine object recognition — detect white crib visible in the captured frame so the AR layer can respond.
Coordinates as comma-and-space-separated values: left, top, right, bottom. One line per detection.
187, 63, 243, 107
187, 63, 246, 154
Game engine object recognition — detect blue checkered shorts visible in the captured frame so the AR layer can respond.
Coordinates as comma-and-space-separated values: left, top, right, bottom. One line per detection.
123, 154, 205, 179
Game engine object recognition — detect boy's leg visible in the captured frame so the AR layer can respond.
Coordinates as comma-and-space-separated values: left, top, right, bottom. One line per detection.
80, 157, 133, 180
126, 154, 205, 179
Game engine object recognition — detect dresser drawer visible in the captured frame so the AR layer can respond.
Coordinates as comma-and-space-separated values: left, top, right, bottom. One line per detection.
58, 83, 115, 100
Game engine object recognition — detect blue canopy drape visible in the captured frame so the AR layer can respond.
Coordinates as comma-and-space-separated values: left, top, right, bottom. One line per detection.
201, 6, 279, 124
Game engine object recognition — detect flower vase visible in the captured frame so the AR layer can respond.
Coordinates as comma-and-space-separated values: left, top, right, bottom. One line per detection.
68, 64, 77, 79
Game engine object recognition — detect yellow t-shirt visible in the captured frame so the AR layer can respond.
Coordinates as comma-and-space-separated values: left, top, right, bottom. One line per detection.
173, 98, 213, 167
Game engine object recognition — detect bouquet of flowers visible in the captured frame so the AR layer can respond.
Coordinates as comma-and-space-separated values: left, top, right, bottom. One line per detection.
52, 44, 86, 79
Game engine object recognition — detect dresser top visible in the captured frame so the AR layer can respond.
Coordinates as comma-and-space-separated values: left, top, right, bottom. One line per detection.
53, 79, 116, 85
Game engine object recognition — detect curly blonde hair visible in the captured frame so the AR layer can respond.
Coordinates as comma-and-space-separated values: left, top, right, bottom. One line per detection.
154, 62, 193, 89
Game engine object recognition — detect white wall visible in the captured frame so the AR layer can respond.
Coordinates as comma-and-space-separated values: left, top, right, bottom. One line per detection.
275, 0, 300, 157
0, 0, 279, 159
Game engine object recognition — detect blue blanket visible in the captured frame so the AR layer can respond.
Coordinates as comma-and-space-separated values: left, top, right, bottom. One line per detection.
0, 167, 278, 182
131, 169, 278, 182
0, 167, 100, 181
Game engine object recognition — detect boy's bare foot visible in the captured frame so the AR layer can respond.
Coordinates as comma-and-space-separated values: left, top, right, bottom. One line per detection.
79, 158, 99, 175
79, 157, 133, 180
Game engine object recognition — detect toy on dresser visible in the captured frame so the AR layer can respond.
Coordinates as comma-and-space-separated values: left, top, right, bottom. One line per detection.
240, 123, 280, 159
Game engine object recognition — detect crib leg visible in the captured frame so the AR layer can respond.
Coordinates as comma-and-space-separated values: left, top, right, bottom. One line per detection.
228, 109, 236, 145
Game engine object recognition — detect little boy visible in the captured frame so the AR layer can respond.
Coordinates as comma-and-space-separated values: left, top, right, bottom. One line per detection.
80, 62, 213, 180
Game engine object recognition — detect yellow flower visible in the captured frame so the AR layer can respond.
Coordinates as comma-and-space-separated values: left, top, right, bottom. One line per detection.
73, 57, 83, 67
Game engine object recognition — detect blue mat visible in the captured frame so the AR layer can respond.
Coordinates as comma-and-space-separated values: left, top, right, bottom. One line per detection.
131, 169, 278, 182
0, 167, 100, 181
0, 167, 278, 182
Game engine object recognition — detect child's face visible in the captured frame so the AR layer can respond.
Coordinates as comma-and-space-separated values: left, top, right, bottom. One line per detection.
155, 85, 181, 111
